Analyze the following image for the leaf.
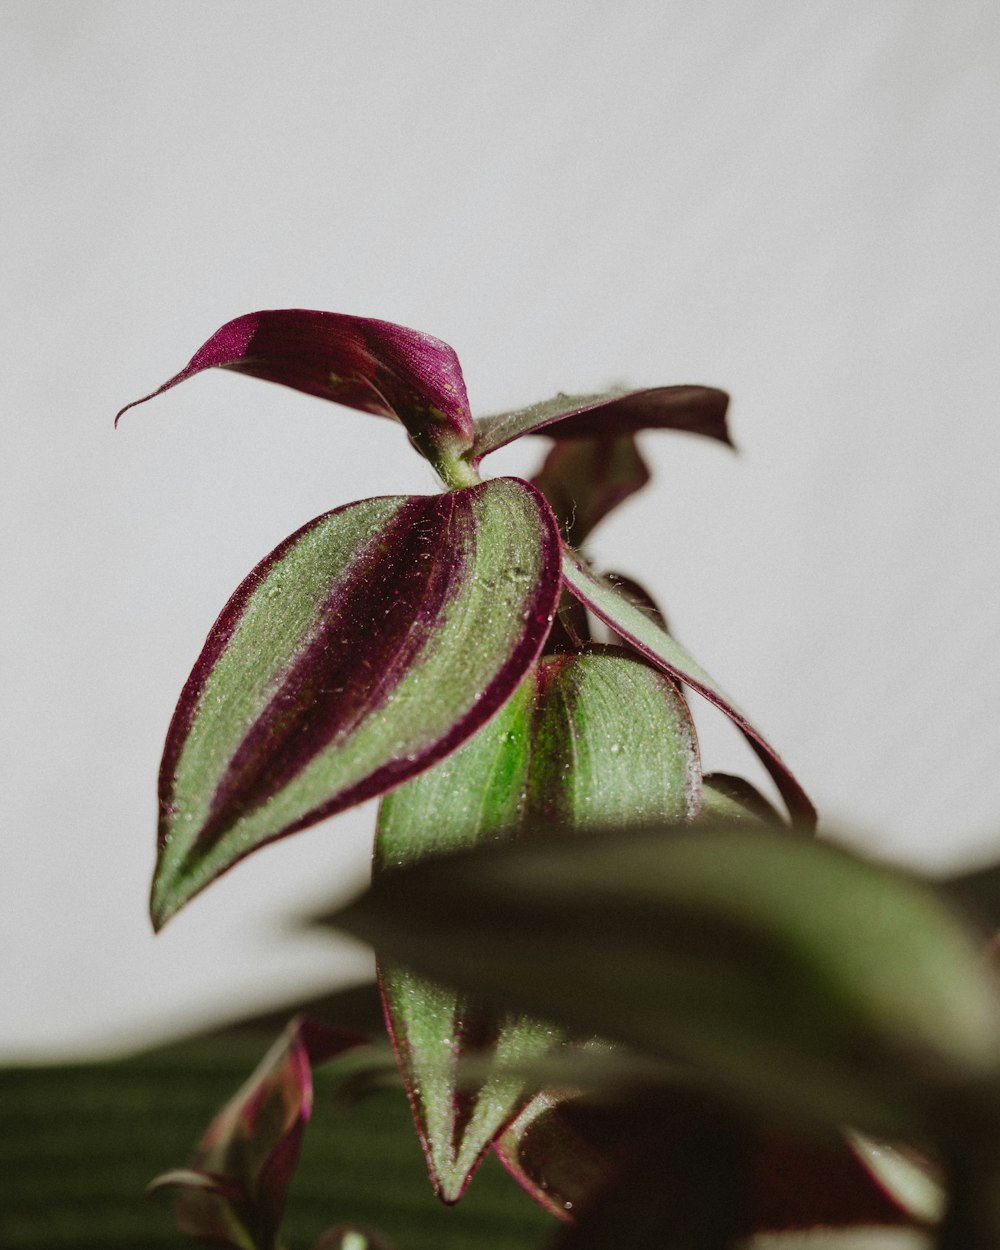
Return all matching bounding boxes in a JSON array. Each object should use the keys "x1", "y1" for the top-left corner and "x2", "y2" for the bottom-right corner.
[
  {"x1": 560, "y1": 549, "x2": 817, "y2": 830},
  {"x1": 530, "y1": 435, "x2": 651, "y2": 547},
  {"x1": 700, "y1": 773, "x2": 784, "y2": 827},
  {"x1": 115, "y1": 308, "x2": 475, "y2": 476},
  {"x1": 473, "y1": 386, "x2": 732, "y2": 459},
  {"x1": 375, "y1": 647, "x2": 701, "y2": 1203},
  {"x1": 148, "y1": 1017, "x2": 364, "y2": 1250},
  {"x1": 152, "y1": 477, "x2": 561, "y2": 928},
  {"x1": 497, "y1": 1092, "x2": 924, "y2": 1238},
  {"x1": 334, "y1": 824, "x2": 1000, "y2": 1140}
]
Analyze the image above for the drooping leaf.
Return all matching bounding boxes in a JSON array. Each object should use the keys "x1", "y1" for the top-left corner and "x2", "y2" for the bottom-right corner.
[
  {"x1": 116, "y1": 308, "x2": 476, "y2": 478},
  {"x1": 473, "y1": 386, "x2": 731, "y2": 459},
  {"x1": 375, "y1": 647, "x2": 701, "y2": 1203},
  {"x1": 334, "y1": 824, "x2": 1000, "y2": 1140},
  {"x1": 153, "y1": 477, "x2": 561, "y2": 928},
  {"x1": 149, "y1": 1017, "x2": 364, "y2": 1250},
  {"x1": 530, "y1": 435, "x2": 651, "y2": 547},
  {"x1": 560, "y1": 549, "x2": 816, "y2": 830}
]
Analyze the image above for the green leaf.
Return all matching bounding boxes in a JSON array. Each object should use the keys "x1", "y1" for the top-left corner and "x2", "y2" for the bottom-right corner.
[
  {"x1": 335, "y1": 825, "x2": 1000, "y2": 1140},
  {"x1": 152, "y1": 478, "x2": 561, "y2": 928},
  {"x1": 375, "y1": 648, "x2": 702, "y2": 1204},
  {"x1": 700, "y1": 773, "x2": 783, "y2": 827},
  {"x1": 560, "y1": 550, "x2": 816, "y2": 830}
]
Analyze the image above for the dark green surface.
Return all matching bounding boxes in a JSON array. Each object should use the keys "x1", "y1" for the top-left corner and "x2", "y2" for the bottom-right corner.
[{"x1": 1, "y1": 986, "x2": 552, "y2": 1249}]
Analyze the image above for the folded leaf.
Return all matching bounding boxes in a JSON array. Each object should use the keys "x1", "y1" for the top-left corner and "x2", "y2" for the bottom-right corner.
[
  {"x1": 560, "y1": 549, "x2": 816, "y2": 830},
  {"x1": 153, "y1": 477, "x2": 561, "y2": 927},
  {"x1": 473, "y1": 385, "x2": 731, "y2": 459},
  {"x1": 149, "y1": 1017, "x2": 363, "y2": 1250},
  {"x1": 116, "y1": 308, "x2": 476, "y2": 480},
  {"x1": 335, "y1": 825, "x2": 1000, "y2": 1140},
  {"x1": 376, "y1": 647, "x2": 701, "y2": 1203}
]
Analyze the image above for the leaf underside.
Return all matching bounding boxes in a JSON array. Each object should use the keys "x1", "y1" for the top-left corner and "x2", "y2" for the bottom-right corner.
[
  {"x1": 473, "y1": 385, "x2": 731, "y2": 459},
  {"x1": 116, "y1": 308, "x2": 475, "y2": 455}
]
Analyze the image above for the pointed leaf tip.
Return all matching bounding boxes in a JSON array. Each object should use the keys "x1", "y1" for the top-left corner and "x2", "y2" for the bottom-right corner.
[
  {"x1": 115, "y1": 309, "x2": 475, "y2": 466},
  {"x1": 151, "y1": 479, "x2": 561, "y2": 926}
]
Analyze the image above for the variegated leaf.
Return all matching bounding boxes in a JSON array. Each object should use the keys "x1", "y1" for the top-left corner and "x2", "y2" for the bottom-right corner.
[
  {"x1": 375, "y1": 647, "x2": 701, "y2": 1202},
  {"x1": 560, "y1": 548, "x2": 816, "y2": 830},
  {"x1": 338, "y1": 825, "x2": 1000, "y2": 1141},
  {"x1": 149, "y1": 1017, "x2": 363, "y2": 1250},
  {"x1": 153, "y1": 478, "x2": 560, "y2": 927}
]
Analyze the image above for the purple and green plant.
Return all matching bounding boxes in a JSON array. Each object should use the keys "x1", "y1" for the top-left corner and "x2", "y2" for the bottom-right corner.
[{"x1": 122, "y1": 310, "x2": 1000, "y2": 1248}]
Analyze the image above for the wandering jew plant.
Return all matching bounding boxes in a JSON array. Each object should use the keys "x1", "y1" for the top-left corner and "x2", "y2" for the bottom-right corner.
[{"x1": 122, "y1": 310, "x2": 1000, "y2": 1249}]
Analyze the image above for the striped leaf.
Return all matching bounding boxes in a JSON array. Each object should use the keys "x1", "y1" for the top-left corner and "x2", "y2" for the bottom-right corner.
[
  {"x1": 152, "y1": 478, "x2": 561, "y2": 928},
  {"x1": 116, "y1": 309, "x2": 477, "y2": 484},
  {"x1": 375, "y1": 647, "x2": 701, "y2": 1203},
  {"x1": 149, "y1": 1017, "x2": 363, "y2": 1250},
  {"x1": 496, "y1": 1093, "x2": 924, "y2": 1235},
  {"x1": 560, "y1": 548, "x2": 817, "y2": 830},
  {"x1": 338, "y1": 825, "x2": 1000, "y2": 1142},
  {"x1": 473, "y1": 386, "x2": 731, "y2": 460}
]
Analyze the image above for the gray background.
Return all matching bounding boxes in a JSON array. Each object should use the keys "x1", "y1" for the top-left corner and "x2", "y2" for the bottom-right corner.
[{"x1": 3, "y1": 0, "x2": 998, "y2": 1059}]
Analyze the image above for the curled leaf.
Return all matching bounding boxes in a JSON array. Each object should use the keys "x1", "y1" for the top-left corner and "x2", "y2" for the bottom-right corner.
[
  {"x1": 153, "y1": 478, "x2": 560, "y2": 927},
  {"x1": 473, "y1": 385, "x2": 731, "y2": 459},
  {"x1": 149, "y1": 1017, "x2": 364, "y2": 1250},
  {"x1": 560, "y1": 549, "x2": 816, "y2": 830},
  {"x1": 116, "y1": 308, "x2": 475, "y2": 475}
]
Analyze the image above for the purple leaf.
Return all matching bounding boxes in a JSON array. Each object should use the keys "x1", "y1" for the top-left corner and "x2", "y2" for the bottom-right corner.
[
  {"x1": 116, "y1": 309, "x2": 475, "y2": 477},
  {"x1": 561, "y1": 549, "x2": 816, "y2": 830},
  {"x1": 149, "y1": 1017, "x2": 364, "y2": 1250},
  {"x1": 530, "y1": 435, "x2": 651, "y2": 547},
  {"x1": 473, "y1": 385, "x2": 731, "y2": 459}
]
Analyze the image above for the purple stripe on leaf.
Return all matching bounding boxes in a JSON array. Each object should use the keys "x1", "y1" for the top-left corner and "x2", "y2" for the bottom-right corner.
[{"x1": 153, "y1": 479, "x2": 561, "y2": 928}]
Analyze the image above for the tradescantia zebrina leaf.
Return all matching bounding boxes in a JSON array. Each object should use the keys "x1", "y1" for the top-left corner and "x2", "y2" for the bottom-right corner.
[
  {"x1": 152, "y1": 477, "x2": 560, "y2": 928},
  {"x1": 336, "y1": 824, "x2": 1000, "y2": 1142},
  {"x1": 374, "y1": 647, "x2": 701, "y2": 1203},
  {"x1": 530, "y1": 435, "x2": 652, "y2": 548},
  {"x1": 561, "y1": 549, "x2": 817, "y2": 831},
  {"x1": 116, "y1": 309, "x2": 478, "y2": 486},
  {"x1": 472, "y1": 385, "x2": 732, "y2": 460},
  {"x1": 149, "y1": 1016, "x2": 364, "y2": 1250}
]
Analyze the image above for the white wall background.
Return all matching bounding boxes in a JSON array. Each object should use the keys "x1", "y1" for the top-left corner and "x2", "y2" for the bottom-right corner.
[{"x1": 3, "y1": 0, "x2": 999, "y2": 1060}]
